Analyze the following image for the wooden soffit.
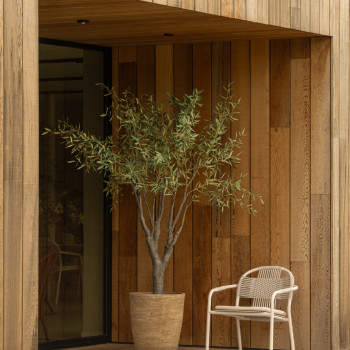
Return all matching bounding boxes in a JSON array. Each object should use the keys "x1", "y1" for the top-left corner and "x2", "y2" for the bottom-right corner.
[{"x1": 39, "y1": 0, "x2": 319, "y2": 47}]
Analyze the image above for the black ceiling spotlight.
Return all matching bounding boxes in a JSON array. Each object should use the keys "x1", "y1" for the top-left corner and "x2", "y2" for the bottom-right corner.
[
  {"x1": 77, "y1": 19, "x2": 90, "y2": 25},
  {"x1": 163, "y1": 33, "x2": 173, "y2": 37}
]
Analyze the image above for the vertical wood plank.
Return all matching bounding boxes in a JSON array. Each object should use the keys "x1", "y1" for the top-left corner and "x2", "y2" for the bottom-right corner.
[
  {"x1": 310, "y1": 0, "x2": 320, "y2": 34},
  {"x1": 270, "y1": 39, "x2": 291, "y2": 350},
  {"x1": 301, "y1": 0, "x2": 311, "y2": 32},
  {"x1": 246, "y1": 0, "x2": 258, "y2": 22},
  {"x1": 270, "y1": 40, "x2": 290, "y2": 128},
  {"x1": 173, "y1": 43, "x2": 193, "y2": 345},
  {"x1": 3, "y1": 0, "x2": 23, "y2": 347},
  {"x1": 257, "y1": 0, "x2": 269, "y2": 24},
  {"x1": 0, "y1": 0, "x2": 3, "y2": 346},
  {"x1": 311, "y1": 38, "x2": 331, "y2": 196},
  {"x1": 211, "y1": 41, "x2": 231, "y2": 348},
  {"x1": 208, "y1": 0, "x2": 220, "y2": 15},
  {"x1": 290, "y1": 38, "x2": 311, "y2": 350},
  {"x1": 192, "y1": 42, "x2": 212, "y2": 346},
  {"x1": 269, "y1": 0, "x2": 280, "y2": 26},
  {"x1": 233, "y1": 0, "x2": 247, "y2": 20},
  {"x1": 153, "y1": 0, "x2": 167, "y2": 5},
  {"x1": 181, "y1": 0, "x2": 194, "y2": 10},
  {"x1": 280, "y1": 0, "x2": 291, "y2": 28},
  {"x1": 118, "y1": 49, "x2": 138, "y2": 342},
  {"x1": 194, "y1": 0, "x2": 207, "y2": 12},
  {"x1": 155, "y1": 44, "x2": 174, "y2": 293},
  {"x1": 339, "y1": 0, "x2": 349, "y2": 346},
  {"x1": 330, "y1": 1, "x2": 340, "y2": 347},
  {"x1": 23, "y1": 0, "x2": 38, "y2": 348},
  {"x1": 310, "y1": 194, "x2": 331, "y2": 350},
  {"x1": 320, "y1": 0, "x2": 330, "y2": 35},
  {"x1": 230, "y1": 39, "x2": 251, "y2": 349},
  {"x1": 167, "y1": 0, "x2": 181, "y2": 7},
  {"x1": 111, "y1": 48, "x2": 119, "y2": 342},
  {"x1": 291, "y1": 0, "x2": 301, "y2": 30},
  {"x1": 250, "y1": 39, "x2": 270, "y2": 349},
  {"x1": 136, "y1": 45, "x2": 155, "y2": 293},
  {"x1": 221, "y1": 0, "x2": 233, "y2": 17}
]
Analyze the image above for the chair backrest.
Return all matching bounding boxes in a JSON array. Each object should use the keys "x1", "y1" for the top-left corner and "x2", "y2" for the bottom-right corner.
[
  {"x1": 39, "y1": 249, "x2": 58, "y2": 314},
  {"x1": 39, "y1": 237, "x2": 62, "y2": 267},
  {"x1": 236, "y1": 266, "x2": 294, "y2": 308}
]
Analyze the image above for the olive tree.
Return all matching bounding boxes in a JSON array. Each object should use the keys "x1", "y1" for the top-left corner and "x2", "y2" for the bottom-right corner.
[{"x1": 44, "y1": 85, "x2": 263, "y2": 294}]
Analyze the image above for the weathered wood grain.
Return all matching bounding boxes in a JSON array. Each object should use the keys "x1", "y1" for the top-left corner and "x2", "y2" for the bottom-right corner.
[
  {"x1": 3, "y1": 0, "x2": 24, "y2": 347},
  {"x1": 270, "y1": 40, "x2": 290, "y2": 128},
  {"x1": 211, "y1": 41, "x2": 231, "y2": 348},
  {"x1": 233, "y1": 0, "x2": 247, "y2": 20},
  {"x1": 230, "y1": 39, "x2": 251, "y2": 349},
  {"x1": 311, "y1": 38, "x2": 331, "y2": 196},
  {"x1": 310, "y1": 195, "x2": 331, "y2": 350},
  {"x1": 156, "y1": 44, "x2": 174, "y2": 293},
  {"x1": 291, "y1": 0, "x2": 301, "y2": 30},
  {"x1": 192, "y1": 42, "x2": 212, "y2": 346},
  {"x1": 250, "y1": 39, "x2": 270, "y2": 349},
  {"x1": 136, "y1": 45, "x2": 155, "y2": 293},
  {"x1": 290, "y1": 38, "x2": 311, "y2": 350},
  {"x1": 23, "y1": 0, "x2": 39, "y2": 348},
  {"x1": 280, "y1": 0, "x2": 291, "y2": 28},
  {"x1": 246, "y1": 0, "x2": 258, "y2": 22},
  {"x1": 320, "y1": 0, "x2": 330, "y2": 35},
  {"x1": 270, "y1": 41, "x2": 291, "y2": 347},
  {"x1": 329, "y1": 1, "x2": 340, "y2": 344},
  {"x1": 173, "y1": 43, "x2": 193, "y2": 345},
  {"x1": 269, "y1": 0, "x2": 280, "y2": 26}
]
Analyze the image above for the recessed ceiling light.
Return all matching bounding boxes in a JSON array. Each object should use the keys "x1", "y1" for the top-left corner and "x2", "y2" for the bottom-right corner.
[
  {"x1": 163, "y1": 33, "x2": 173, "y2": 37},
  {"x1": 77, "y1": 19, "x2": 90, "y2": 25}
]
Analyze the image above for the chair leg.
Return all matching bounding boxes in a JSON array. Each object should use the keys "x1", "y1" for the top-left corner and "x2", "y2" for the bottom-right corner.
[
  {"x1": 55, "y1": 269, "x2": 62, "y2": 304},
  {"x1": 288, "y1": 316, "x2": 295, "y2": 350},
  {"x1": 236, "y1": 318, "x2": 242, "y2": 350},
  {"x1": 269, "y1": 317, "x2": 274, "y2": 350},
  {"x1": 205, "y1": 310, "x2": 211, "y2": 350}
]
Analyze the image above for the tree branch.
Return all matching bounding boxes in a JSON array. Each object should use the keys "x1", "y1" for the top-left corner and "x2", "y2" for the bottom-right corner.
[
  {"x1": 171, "y1": 180, "x2": 192, "y2": 230},
  {"x1": 171, "y1": 198, "x2": 192, "y2": 248},
  {"x1": 142, "y1": 191, "x2": 154, "y2": 229},
  {"x1": 154, "y1": 191, "x2": 165, "y2": 244},
  {"x1": 134, "y1": 191, "x2": 151, "y2": 238}
]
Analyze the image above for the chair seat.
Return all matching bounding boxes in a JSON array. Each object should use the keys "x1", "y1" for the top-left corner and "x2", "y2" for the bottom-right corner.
[{"x1": 214, "y1": 305, "x2": 287, "y2": 320}]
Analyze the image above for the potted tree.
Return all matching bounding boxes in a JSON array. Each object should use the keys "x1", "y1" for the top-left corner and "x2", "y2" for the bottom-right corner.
[{"x1": 44, "y1": 85, "x2": 262, "y2": 350}]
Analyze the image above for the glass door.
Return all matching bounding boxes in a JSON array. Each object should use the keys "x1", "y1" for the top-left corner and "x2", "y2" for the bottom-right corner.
[{"x1": 39, "y1": 41, "x2": 109, "y2": 346}]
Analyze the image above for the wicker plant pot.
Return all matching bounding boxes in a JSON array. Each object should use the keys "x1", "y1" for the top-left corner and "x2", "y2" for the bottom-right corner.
[{"x1": 129, "y1": 292, "x2": 185, "y2": 350}]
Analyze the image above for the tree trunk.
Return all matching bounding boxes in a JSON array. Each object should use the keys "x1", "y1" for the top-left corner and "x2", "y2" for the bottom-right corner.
[{"x1": 153, "y1": 261, "x2": 165, "y2": 294}]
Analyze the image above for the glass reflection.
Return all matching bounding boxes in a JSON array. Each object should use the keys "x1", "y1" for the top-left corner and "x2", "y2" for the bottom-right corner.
[{"x1": 39, "y1": 43, "x2": 105, "y2": 342}]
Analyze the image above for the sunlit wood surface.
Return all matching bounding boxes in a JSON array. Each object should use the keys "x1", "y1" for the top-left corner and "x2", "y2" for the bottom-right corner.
[{"x1": 72, "y1": 344, "x2": 223, "y2": 350}]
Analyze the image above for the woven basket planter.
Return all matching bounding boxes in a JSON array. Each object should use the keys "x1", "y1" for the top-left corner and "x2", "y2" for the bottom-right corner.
[{"x1": 129, "y1": 292, "x2": 185, "y2": 350}]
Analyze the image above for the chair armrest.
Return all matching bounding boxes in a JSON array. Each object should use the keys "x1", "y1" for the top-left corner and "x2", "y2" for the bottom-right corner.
[
  {"x1": 207, "y1": 284, "x2": 237, "y2": 311},
  {"x1": 270, "y1": 285, "x2": 298, "y2": 310},
  {"x1": 209, "y1": 284, "x2": 237, "y2": 296}
]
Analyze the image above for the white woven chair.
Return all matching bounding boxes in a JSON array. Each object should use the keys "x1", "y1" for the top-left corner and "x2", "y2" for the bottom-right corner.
[{"x1": 205, "y1": 266, "x2": 298, "y2": 350}]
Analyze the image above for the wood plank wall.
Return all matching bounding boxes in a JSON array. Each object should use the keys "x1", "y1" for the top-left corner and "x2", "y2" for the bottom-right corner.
[
  {"x1": 136, "y1": 4, "x2": 349, "y2": 349},
  {"x1": 111, "y1": 37, "x2": 331, "y2": 349},
  {"x1": 0, "y1": 0, "x2": 39, "y2": 349},
  {"x1": 143, "y1": 0, "x2": 330, "y2": 36}
]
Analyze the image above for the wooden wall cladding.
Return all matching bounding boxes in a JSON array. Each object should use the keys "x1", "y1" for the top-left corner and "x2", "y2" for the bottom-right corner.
[
  {"x1": 0, "y1": 0, "x2": 39, "y2": 349},
  {"x1": 143, "y1": 0, "x2": 331, "y2": 36},
  {"x1": 112, "y1": 38, "x2": 331, "y2": 349}
]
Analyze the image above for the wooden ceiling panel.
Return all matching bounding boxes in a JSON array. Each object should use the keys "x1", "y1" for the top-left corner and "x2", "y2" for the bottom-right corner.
[{"x1": 39, "y1": 0, "x2": 318, "y2": 47}]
